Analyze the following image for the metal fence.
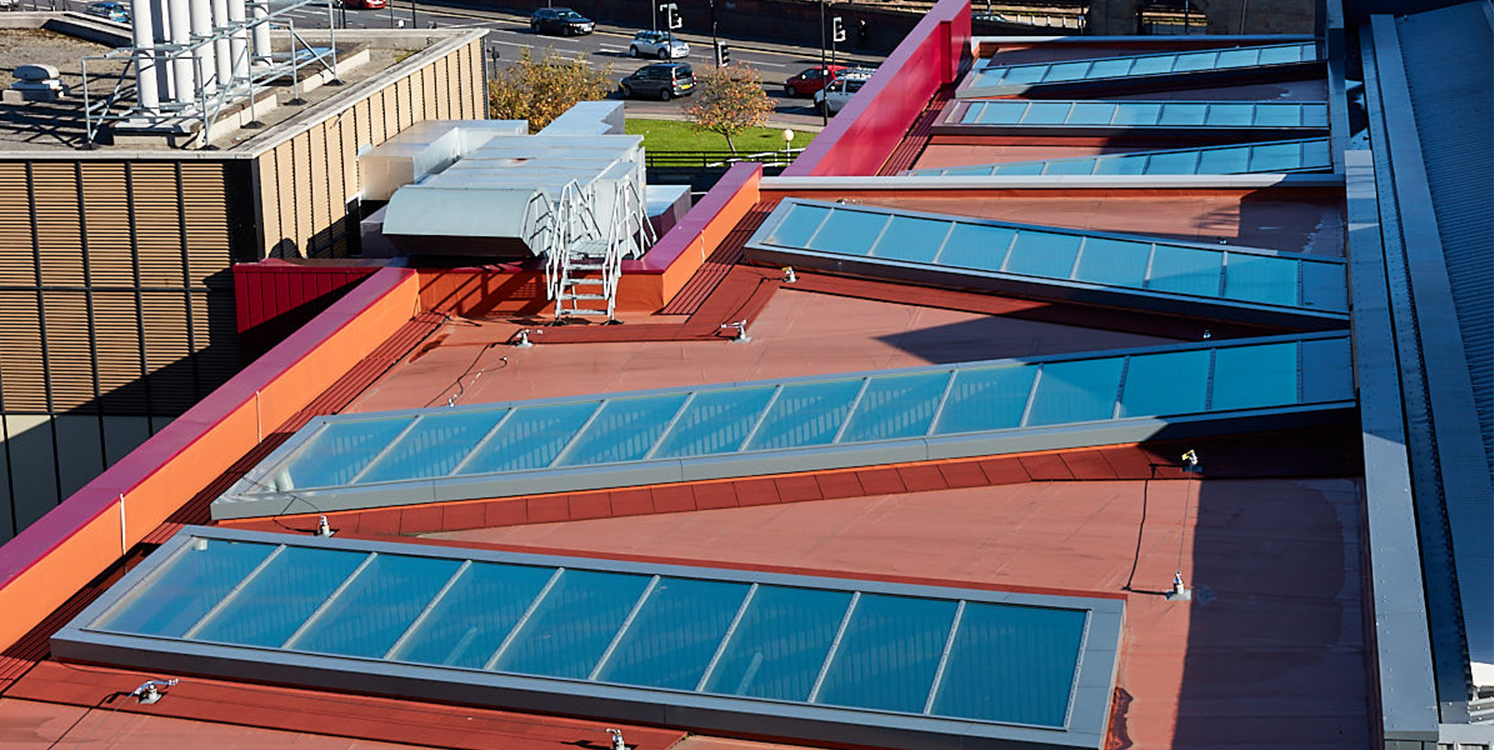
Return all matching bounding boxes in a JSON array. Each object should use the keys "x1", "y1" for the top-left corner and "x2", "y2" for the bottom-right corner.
[{"x1": 644, "y1": 149, "x2": 804, "y2": 169}]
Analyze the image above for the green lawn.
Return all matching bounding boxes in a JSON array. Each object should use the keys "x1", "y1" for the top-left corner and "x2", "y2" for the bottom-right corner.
[{"x1": 625, "y1": 118, "x2": 818, "y2": 153}]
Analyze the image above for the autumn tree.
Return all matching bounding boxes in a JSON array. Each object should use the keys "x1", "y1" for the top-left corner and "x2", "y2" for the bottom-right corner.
[
  {"x1": 683, "y1": 63, "x2": 776, "y2": 153},
  {"x1": 488, "y1": 49, "x2": 613, "y2": 132}
]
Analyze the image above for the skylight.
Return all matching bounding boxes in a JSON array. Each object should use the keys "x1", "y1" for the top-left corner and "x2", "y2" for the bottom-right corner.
[
  {"x1": 960, "y1": 42, "x2": 1320, "y2": 97},
  {"x1": 212, "y1": 333, "x2": 1354, "y2": 519},
  {"x1": 938, "y1": 100, "x2": 1329, "y2": 133},
  {"x1": 55, "y1": 526, "x2": 1125, "y2": 750},
  {"x1": 904, "y1": 138, "x2": 1331, "y2": 176},
  {"x1": 746, "y1": 199, "x2": 1347, "y2": 328}
]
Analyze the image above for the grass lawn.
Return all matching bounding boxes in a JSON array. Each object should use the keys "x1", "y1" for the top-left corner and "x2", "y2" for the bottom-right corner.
[{"x1": 625, "y1": 118, "x2": 818, "y2": 153}]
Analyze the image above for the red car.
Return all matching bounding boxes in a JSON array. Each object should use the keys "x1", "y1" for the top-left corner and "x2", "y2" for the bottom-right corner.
[
  {"x1": 783, "y1": 65, "x2": 847, "y2": 97},
  {"x1": 343, "y1": 0, "x2": 385, "y2": 8}
]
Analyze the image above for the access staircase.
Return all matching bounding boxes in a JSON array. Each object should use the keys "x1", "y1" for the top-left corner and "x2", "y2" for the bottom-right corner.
[{"x1": 544, "y1": 179, "x2": 656, "y2": 322}]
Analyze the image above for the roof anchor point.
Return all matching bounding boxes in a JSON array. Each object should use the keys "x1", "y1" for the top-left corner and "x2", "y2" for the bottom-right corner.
[
  {"x1": 131, "y1": 678, "x2": 179, "y2": 705},
  {"x1": 782, "y1": 266, "x2": 798, "y2": 284},
  {"x1": 606, "y1": 728, "x2": 628, "y2": 750},
  {"x1": 315, "y1": 515, "x2": 334, "y2": 537},
  {"x1": 514, "y1": 329, "x2": 535, "y2": 349},
  {"x1": 720, "y1": 320, "x2": 751, "y2": 343},
  {"x1": 1167, "y1": 570, "x2": 1192, "y2": 602}
]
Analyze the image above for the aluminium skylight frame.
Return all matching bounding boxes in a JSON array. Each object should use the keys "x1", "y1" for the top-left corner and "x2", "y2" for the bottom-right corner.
[
  {"x1": 211, "y1": 332, "x2": 1355, "y2": 520},
  {"x1": 935, "y1": 99, "x2": 1330, "y2": 137},
  {"x1": 54, "y1": 525, "x2": 1126, "y2": 750},
  {"x1": 959, "y1": 42, "x2": 1322, "y2": 98},
  {"x1": 902, "y1": 138, "x2": 1333, "y2": 177},
  {"x1": 745, "y1": 198, "x2": 1349, "y2": 329}
]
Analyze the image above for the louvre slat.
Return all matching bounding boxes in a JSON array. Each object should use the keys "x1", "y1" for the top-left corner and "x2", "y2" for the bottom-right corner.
[
  {"x1": 39, "y1": 293, "x2": 98, "y2": 410},
  {"x1": 31, "y1": 163, "x2": 85, "y2": 288},
  {"x1": 0, "y1": 163, "x2": 34, "y2": 284},
  {"x1": 0, "y1": 291, "x2": 48, "y2": 411},
  {"x1": 92, "y1": 291, "x2": 149, "y2": 415},
  {"x1": 80, "y1": 163, "x2": 137, "y2": 287}
]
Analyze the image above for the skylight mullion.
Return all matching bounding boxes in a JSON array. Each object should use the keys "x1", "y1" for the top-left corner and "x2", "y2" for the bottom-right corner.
[
  {"x1": 830, "y1": 378, "x2": 873, "y2": 444},
  {"x1": 1065, "y1": 235, "x2": 1086, "y2": 280},
  {"x1": 924, "y1": 370, "x2": 960, "y2": 436},
  {"x1": 928, "y1": 221, "x2": 959, "y2": 262},
  {"x1": 864, "y1": 215, "x2": 896, "y2": 257},
  {"x1": 806, "y1": 591, "x2": 861, "y2": 703},
  {"x1": 1142, "y1": 244, "x2": 1159, "y2": 289},
  {"x1": 997, "y1": 227, "x2": 1022, "y2": 271},
  {"x1": 643, "y1": 393, "x2": 699, "y2": 460},
  {"x1": 1203, "y1": 348, "x2": 1219, "y2": 410},
  {"x1": 1015, "y1": 365, "x2": 1046, "y2": 428},
  {"x1": 446, "y1": 409, "x2": 515, "y2": 476},
  {"x1": 347, "y1": 418, "x2": 421, "y2": 485},
  {"x1": 484, "y1": 566, "x2": 564, "y2": 671},
  {"x1": 803, "y1": 205, "x2": 838, "y2": 248},
  {"x1": 546, "y1": 401, "x2": 608, "y2": 468},
  {"x1": 1060, "y1": 609, "x2": 1093, "y2": 729},
  {"x1": 735, "y1": 385, "x2": 783, "y2": 451},
  {"x1": 694, "y1": 583, "x2": 759, "y2": 692},
  {"x1": 1110, "y1": 356, "x2": 1132, "y2": 420},
  {"x1": 589, "y1": 575, "x2": 661, "y2": 681},
  {"x1": 181, "y1": 544, "x2": 287, "y2": 640},
  {"x1": 383, "y1": 560, "x2": 472, "y2": 661},
  {"x1": 1020, "y1": 100, "x2": 1035, "y2": 122},
  {"x1": 921, "y1": 600, "x2": 967, "y2": 714},
  {"x1": 1191, "y1": 145, "x2": 1207, "y2": 174},
  {"x1": 281, "y1": 552, "x2": 378, "y2": 650}
]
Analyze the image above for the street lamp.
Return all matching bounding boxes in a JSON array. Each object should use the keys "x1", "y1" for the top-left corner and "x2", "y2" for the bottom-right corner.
[
  {"x1": 781, "y1": 128, "x2": 794, "y2": 164},
  {"x1": 818, "y1": 0, "x2": 827, "y2": 125}
]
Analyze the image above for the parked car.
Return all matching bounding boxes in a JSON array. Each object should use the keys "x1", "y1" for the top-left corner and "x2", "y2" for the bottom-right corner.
[
  {"x1": 530, "y1": 7, "x2": 594, "y2": 36},
  {"x1": 813, "y1": 71, "x2": 871, "y2": 115},
  {"x1": 83, "y1": 1, "x2": 129, "y2": 22},
  {"x1": 343, "y1": 0, "x2": 386, "y2": 9},
  {"x1": 619, "y1": 63, "x2": 696, "y2": 101},
  {"x1": 628, "y1": 30, "x2": 689, "y2": 60},
  {"x1": 783, "y1": 65, "x2": 846, "y2": 97}
]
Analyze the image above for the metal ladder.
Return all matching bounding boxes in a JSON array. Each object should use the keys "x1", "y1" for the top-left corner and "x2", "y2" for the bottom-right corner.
[{"x1": 545, "y1": 180, "x2": 656, "y2": 322}]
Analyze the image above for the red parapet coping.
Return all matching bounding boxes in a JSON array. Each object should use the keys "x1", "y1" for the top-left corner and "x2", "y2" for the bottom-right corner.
[
  {"x1": 622, "y1": 162, "x2": 762, "y2": 274},
  {"x1": 0, "y1": 266, "x2": 422, "y2": 653}
]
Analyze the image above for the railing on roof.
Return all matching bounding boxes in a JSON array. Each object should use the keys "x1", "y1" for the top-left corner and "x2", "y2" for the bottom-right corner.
[{"x1": 644, "y1": 149, "x2": 804, "y2": 169}]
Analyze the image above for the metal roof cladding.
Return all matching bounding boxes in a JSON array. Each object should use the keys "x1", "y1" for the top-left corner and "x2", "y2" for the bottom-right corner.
[
  {"x1": 902, "y1": 138, "x2": 1332, "y2": 176},
  {"x1": 53, "y1": 526, "x2": 1126, "y2": 750},
  {"x1": 960, "y1": 42, "x2": 1322, "y2": 97},
  {"x1": 210, "y1": 333, "x2": 1355, "y2": 520}
]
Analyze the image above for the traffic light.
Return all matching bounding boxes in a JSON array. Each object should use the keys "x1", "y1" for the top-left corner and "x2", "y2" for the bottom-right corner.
[
  {"x1": 660, "y1": 2, "x2": 682, "y2": 30},
  {"x1": 715, "y1": 40, "x2": 729, "y2": 67},
  {"x1": 832, "y1": 16, "x2": 846, "y2": 43}
]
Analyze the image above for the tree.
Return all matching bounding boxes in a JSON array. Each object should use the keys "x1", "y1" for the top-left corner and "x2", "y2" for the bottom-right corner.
[
  {"x1": 683, "y1": 63, "x2": 776, "y2": 153},
  {"x1": 488, "y1": 49, "x2": 614, "y2": 133}
]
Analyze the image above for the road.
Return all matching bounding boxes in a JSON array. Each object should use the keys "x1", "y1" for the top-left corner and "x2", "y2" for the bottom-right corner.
[{"x1": 52, "y1": 0, "x2": 884, "y2": 130}]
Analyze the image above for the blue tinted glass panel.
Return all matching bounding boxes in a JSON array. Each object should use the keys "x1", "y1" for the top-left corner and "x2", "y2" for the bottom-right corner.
[
  {"x1": 1301, "y1": 105, "x2": 1328, "y2": 127},
  {"x1": 1248, "y1": 141, "x2": 1305, "y2": 172},
  {"x1": 1145, "y1": 246, "x2": 1222, "y2": 297},
  {"x1": 292, "y1": 554, "x2": 463, "y2": 658},
  {"x1": 839, "y1": 372, "x2": 949, "y2": 443},
  {"x1": 492, "y1": 569, "x2": 650, "y2": 679},
  {"x1": 1143, "y1": 150, "x2": 1200, "y2": 174},
  {"x1": 1073, "y1": 237, "x2": 1151, "y2": 286},
  {"x1": 1112, "y1": 103, "x2": 1162, "y2": 125},
  {"x1": 1026, "y1": 358, "x2": 1124, "y2": 426},
  {"x1": 1158, "y1": 103, "x2": 1207, "y2": 125},
  {"x1": 1068, "y1": 102, "x2": 1118, "y2": 123},
  {"x1": 871, "y1": 216, "x2": 948, "y2": 262},
  {"x1": 1021, "y1": 102, "x2": 1073, "y2": 124},
  {"x1": 995, "y1": 65, "x2": 1046, "y2": 84},
  {"x1": 1003, "y1": 232, "x2": 1081, "y2": 277},
  {"x1": 766, "y1": 204, "x2": 830, "y2": 247},
  {"x1": 1300, "y1": 262, "x2": 1347, "y2": 310},
  {"x1": 1253, "y1": 104, "x2": 1303, "y2": 127},
  {"x1": 595, "y1": 577, "x2": 749, "y2": 689},
  {"x1": 556, "y1": 394, "x2": 690, "y2": 466},
  {"x1": 993, "y1": 162, "x2": 1046, "y2": 176},
  {"x1": 940, "y1": 164, "x2": 996, "y2": 176},
  {"x1": 1214, "y1": 48, "x2": 1260, "y2": 67},
  {"x1": 1206, "y1": 103, "x2": 1254, "y2": 126},
  {"x1": 929, "y1": 603, "x2": 1086, "y2": 727},
  {"x1": 357, "y1": 411, "x2": 504, "y2": 484},
  {"x1": 1300, "y1": 338, "x2": 1354, "y2": 403},
  {"x1": 1085, "y1": 57, "x2": 1134, "y2": 78},
  {"x1": 1223, "y1": 255, "x2": 1298, "y2": 306},
  {"x1": 1195, "y1": 146, "x2": 1251, "y2": 173},
  {"x1": 1042, "y1": 61, "x2": 1091, "y2": 81},
  {"x1": 281, "y1": 418, "x2": 410, "y2": 489},
  {"x1": 1211, "y1": 343, "x2": 1297, "y2": 410},
  {"x1": 1172, "y1": 51, "x2": 1217, "y2": 71},
  {"x1": 703, "y1": 586, "x2": 852, "y2": 701},
  {"x1": 815, "y1": 594, "x2": 956, "y2": 713},
  {"x1": 458, "y1": 402, "x2": 599, "y2": 474},
  {"x1": 1092, "y1": 154, "x2": 1148, "y2": 175},
  {"x1": 1040, "y1": 159, "x2": 1096, "y2": 176},
  {"x1": 93, "y1": 539, "x2": 275, "y2": 638},
  {"x1": 1257, "y1": 44, "x2": 1306, "y2": 64},
  {"x1": 190, "y1": 546, "x2": 367, "y2": 648},
  {"x1": 392, "y1": 562, "x2": 555, "y2": 668},
  {"x1": 744, "y1": 380, "x2": 863, "y2": 451},
  {"x1": 1302, "y1": 139, "x2": 1329, "y2": 167},
  {"x1": 972, "y1": 101, "x2": 1028, "y2": 124},
  {"x1": 1129, "y1": 55, "x2": 1173, "y2": 75},
  {"x1": 934, "y1": 224, "x2": 1013, "y2": 271},
  {"x1": 653, "y1": 387, "x2": 777, "y2": 459},
  {"x1": 807, "y1": 209, "x2": 889, "y2": 256},
  {"x1": 1118, "y1": 350, "x2": 1211, "y2": 417},
  {"x1": 933, "y1": 365, "x2": 1035, "y2": 435}
]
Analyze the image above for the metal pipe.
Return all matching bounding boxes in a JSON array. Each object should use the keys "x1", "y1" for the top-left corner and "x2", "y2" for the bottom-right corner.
[
  {"x1": 167, "y1": 0, "x2": 195, "y2": 102},
  {"x1": 188, "y1": 0, "x2": 217, "y2": 94},
  {"x1": 226, "y1": 0, "x2": 248, "y2": 79},
  {"x1": 127, "y1": 0, "x2": 159, "y2": 110},
  {"x1": 152, "y1": 0, "x2": 174, "y2": 100},
  {"x1": 210, "y1": 0, "x2": 231, "y2": 91},
  {"x1": 250, "y1": 0, "x2": 271, "y2": 65}
]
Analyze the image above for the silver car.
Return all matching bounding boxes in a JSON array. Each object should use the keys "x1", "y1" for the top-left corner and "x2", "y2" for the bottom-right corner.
[{"x1": 629, "y1": 30, "x2": 690, "y2": 59}]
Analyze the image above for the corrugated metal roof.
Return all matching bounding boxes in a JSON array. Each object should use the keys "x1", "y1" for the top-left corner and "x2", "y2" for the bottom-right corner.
[{"x1": 1396, "y1": 1, "x2": 1494, "y2": 473}]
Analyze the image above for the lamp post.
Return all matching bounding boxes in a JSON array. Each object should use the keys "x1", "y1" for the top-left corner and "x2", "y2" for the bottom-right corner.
[
  {"x1": 781, "y1": 128, "x2": 794, "y2": 164},
  {"x1": 818, "y1": 0, "x2": 827, "y2": 126}
]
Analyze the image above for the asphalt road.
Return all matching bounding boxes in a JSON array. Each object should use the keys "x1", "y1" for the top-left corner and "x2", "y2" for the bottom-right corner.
[{"x1": 49, "y1": 0, "x2": 885, "y2": 130}]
